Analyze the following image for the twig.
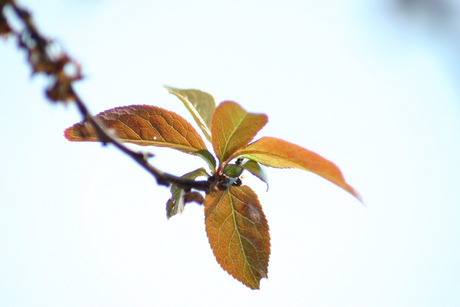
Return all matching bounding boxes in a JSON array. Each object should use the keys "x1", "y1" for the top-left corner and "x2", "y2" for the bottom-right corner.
[{"x1": 1, "y1": 1, "x2": 213, "y2": 193}]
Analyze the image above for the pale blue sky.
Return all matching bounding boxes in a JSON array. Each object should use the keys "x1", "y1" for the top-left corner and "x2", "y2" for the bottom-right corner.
[{"x1": 1, "y1": 0, "x2": 460, "y2": 306}]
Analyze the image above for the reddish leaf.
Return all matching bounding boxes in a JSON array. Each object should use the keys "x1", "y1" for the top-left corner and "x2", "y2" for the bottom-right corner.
[
  {"x1": 235, "y1": 137, "x2": 362, "y2": 202},
  {"x1": 204, "y1": 185, "x2": 270, "y2": 289},
  {"x1": 65, "y1": 105, "x2": 208, "y2": 155},
  {"x1": 211, "y1": 101, "x2": 267, "y2": 165}
]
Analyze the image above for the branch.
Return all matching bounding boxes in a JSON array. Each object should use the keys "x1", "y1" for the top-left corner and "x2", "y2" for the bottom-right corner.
[{"x1": 0, "y1": 1, "x2": 213, "y2": 193}]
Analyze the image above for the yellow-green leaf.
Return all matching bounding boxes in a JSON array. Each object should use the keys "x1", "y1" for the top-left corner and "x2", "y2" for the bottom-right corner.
[
  {"x1": 167, "y1": 168, "x2": 209, "y2": 219},
  {"x1": 240, "y1": 160, "x2": 269, "y2": 189},
  {"x1": 165, "y1": 86, "x2": 215, "y2": 142},
  {"x1": 64, "y1": 105, "x2": 208, "y2": 155},
  {"x1": 195, "y1": 150, "x2": 217, "y2": 172},
  {"x1": 211, "y1": 101, "x2": 267, "y2": 165},
  {"x1": 223, "y1": 164, "x2": 245, "y2": 178},
  {"x1": 204, "y1": 185, "x2": 270, "y2": 289},
  {"x1": 224, "y1": 160, "x2": 269, "y2": 190},
  {"x1": 236, "y1": 137, "x2": 362, "y2": 202}
]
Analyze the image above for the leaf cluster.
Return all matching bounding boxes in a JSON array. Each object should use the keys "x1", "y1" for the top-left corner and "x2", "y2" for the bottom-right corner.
[
  {"x1": 65, "y1": 86, "x2": 362, "y2": 289},
  {"x1": 2, "y1": 1, "x2": 361, "y2": 290}
]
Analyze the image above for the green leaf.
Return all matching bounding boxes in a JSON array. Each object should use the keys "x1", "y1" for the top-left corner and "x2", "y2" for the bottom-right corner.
[
  {"x1": 236, "y1": 137, "x2": 362, "y2": 202},
  {"x1": 211, "y1": 101, "x2": 267, "y2": 165},
  {"x1": 166, "y1": 187, "x2": 186, "y2": 219},
  {"x1": 241, "y1": 160, "x2": 269, "y2": 189},
  {"x1": 165, "y1": 85, "x2": 215, "y2": 142},
  {"x1": 195, "y1": 150, "x2": 217, "y2": 172},
  {"x1": 166, "y1": 168, "x2": 209, "y2": 219},
  {"x1": 223, "y1": 160, "x2": 269, "y2": 190},
  {"x1": 223, "y1": 164, "x2": 244, "y2": 178}
]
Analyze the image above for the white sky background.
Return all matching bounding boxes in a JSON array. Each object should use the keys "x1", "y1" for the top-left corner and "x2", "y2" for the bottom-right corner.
[{"x1": 1, "y1": 0, "x2": 460, "y2": 306}]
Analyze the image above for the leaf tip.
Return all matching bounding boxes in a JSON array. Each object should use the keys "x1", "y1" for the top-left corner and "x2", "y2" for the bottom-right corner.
[
  {"x1": 352, "y1": 188, "x2": 365, "y2": 205},
  {"x1": 64, "y1": 122, "x2": 94, "y2": 142},
  {"x1": 63, "y1": 125, "x2": 79, "y2": 141},
  {"x1": 341, "y1": 183, "x2": 365, "y2": 206},
  {"x1": 63, "y1": 128, "x2": 72, "y2": 141}
]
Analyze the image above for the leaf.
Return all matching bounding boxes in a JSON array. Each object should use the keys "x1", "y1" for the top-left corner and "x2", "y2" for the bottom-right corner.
[
  {"x1": 166, "y1": 187, "x2": 186, "y2": 219},
  {"x1": 166, "y1": 189, "x2": 204, "y2": 219},
  {"x1": 64, "y1": 105, "x2": 209, "y2": 156},
  {"x1": 224, "y1": 160, "x2": 269, "y2": 190},
  {"x1": 211, "y1": 101, "x2": 267, "y2": 165},
  {"x1": 223, "y1": 164, "x2": 244, "y2": 178},
  {"x1": 204, "y1": 185, "x2": 270, "y2": 289},
  {"x1": 184, "y1": 191, "x2": 205, "y2": 204},
  {"x1": 195, "y1": 150, "x2": 216, "y2": 172},
  {"x1": 166, "y1": 168, "x2": 209, "y2": 219},
  {"x1": 240, "y1": 160, "x2": 269, "y2": 189},
  {"x1": 235, "y1": 137, "x2": 362, "y2": 202},
  {"x1": 165, "y1": 86, "x2": 215, "y2": 142}
]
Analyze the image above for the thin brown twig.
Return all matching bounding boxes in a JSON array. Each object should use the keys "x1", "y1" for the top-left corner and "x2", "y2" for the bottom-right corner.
[{"x1": 1, "y1": 1, "x2": 213, "y2": 193}]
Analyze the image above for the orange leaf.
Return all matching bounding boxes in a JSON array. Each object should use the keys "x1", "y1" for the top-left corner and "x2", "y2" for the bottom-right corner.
[
  {"x1": 235, "y1": 137, "x2": 362, "y2": 202},
  {"x1": 64, "y1": 105, "x2": 207, "y2": 154},
  {"x1": 211, "y1": 101, "x2": 267, "y2": 164},
  {"x1": 204, "y1": 185, "x2": 270, "y2": 289}
]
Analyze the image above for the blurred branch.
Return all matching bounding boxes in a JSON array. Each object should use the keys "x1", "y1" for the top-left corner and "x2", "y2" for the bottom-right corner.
[{"x1": 0, "y1": 1, "x2": 213, "y2": 193}]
